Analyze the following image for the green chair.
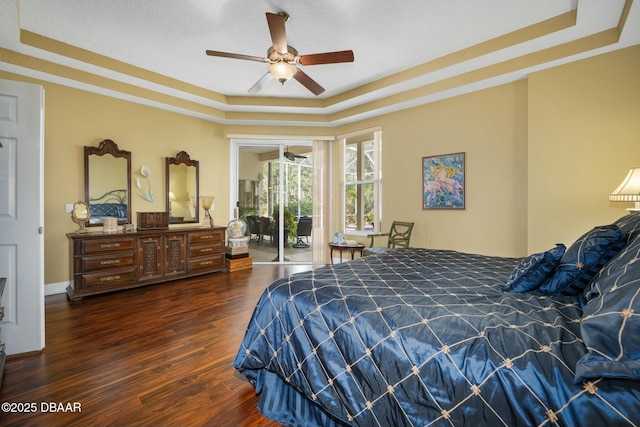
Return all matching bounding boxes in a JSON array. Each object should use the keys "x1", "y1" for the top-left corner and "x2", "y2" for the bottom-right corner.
[{"x1": 363, "y1": 221, "x2": 414, "y2": 256}]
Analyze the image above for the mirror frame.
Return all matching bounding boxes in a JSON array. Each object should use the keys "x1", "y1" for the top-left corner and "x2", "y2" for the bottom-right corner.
[
  {"x1": 166, "y1": 151, "x2": 199, "y2": 224},
  {"x1": 71, "y1": 200, "x2": 91, "y2": 233},
  {"x1": 84, "y1": 139, "x2": 132, "y2": 226}
]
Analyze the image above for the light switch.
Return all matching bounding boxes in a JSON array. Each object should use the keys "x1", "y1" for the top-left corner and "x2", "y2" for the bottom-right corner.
[{"x1": 65, "y1": 203, "x2": 74, "y2": 213}]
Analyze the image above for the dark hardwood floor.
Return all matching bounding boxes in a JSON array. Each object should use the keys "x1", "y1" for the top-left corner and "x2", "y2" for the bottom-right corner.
[{"x1": 1, "y1": 265, "x2": 314, "y2": 427}]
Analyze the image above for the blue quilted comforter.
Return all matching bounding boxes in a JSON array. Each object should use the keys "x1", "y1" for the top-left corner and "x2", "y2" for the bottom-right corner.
[{"x1": 235, "y1": 249, "x2": 640, "y2": 427}]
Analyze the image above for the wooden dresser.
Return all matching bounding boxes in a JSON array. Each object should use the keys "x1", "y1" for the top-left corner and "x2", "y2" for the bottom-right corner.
[{"x1": 67, "y1": 227, "x2": 226, "y2": 300}]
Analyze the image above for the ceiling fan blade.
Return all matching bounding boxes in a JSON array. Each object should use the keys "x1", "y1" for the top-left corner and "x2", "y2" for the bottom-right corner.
[
  {"x1": 298, "y1": 50, "x2": 354, "y2": 66},
  {"x1": 293, "y1": 69, "x2": 325, "y2": 96},
  {"x1": 266, "y1": 12, "x2": 288, "y2": 54},
  {"x1": 206, "y1": 50, "x2": 269, "y2": 63},
  {"x1": 248, "y1": 72, "x2": 273, "y2": 94}
]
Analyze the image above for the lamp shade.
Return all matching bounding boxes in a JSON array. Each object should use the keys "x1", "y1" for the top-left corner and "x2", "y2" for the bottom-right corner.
[
  {"x1": 610, "y1": 167, "x2": 640, "y2": 211},
  {"x1": 610, "y1": 168, "x2": 640, "y2": 201},
  {"x1": 268, "y1": 61, "x2": 297, "y2": 83}
]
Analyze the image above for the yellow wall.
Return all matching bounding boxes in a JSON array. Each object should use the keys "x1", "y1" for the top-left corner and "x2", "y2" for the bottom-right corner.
[
  {"x1": 334, "y1": 45, "x2": 639, "y2": 257},
  {"x1": 333, "y1": 81, "x2": 528, "y2": 257},
  {"x1": 0, "y1": 72, "x2": 229, "y2": 286},
  {"x1": 2, "y1": 43, "x2": 639, "y2": 288},
  {"x1": 238, "y1": 150, "x2": 264, "y2": 182},
  {"x1": 528, "y1": 45, "x2": 640, "y2": 252}
]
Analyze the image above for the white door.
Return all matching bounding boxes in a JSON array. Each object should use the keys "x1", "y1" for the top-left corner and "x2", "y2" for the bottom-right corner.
[{"x1": 0, "y1": 79, "x2": 45, "y2": 355}]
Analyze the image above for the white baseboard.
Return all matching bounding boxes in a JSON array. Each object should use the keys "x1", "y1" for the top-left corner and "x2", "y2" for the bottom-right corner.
[{"x1": 45, "y1": 281, "x2": 69, "y2": 296}]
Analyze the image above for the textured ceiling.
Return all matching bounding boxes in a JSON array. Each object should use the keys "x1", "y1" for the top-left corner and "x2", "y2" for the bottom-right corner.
[{"x1": 1, "y1": 0, "x2": 638, "y2": 126}]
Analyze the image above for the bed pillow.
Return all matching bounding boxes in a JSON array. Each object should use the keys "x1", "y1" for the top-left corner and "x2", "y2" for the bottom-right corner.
[
  {"x1": 504, "y1": 244, "x2": 565, "y2": 293},
  {"x1": 574, "y1": 232, "x2": 640, "y2": 383},
  {"x1": 612, "y1": 211, "x2": 640, "y2": 243},
  {"x1": 539, "y1": 225, "x2": 626, "y2": 296}
]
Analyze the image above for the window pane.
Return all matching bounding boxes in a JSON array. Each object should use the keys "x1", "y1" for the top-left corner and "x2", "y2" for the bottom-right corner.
[
  {"x1": 362, "y1": 182, "x2": 375, "y2": 228},
  {"x1": 344, "y1": 183, "x2": 375, "y2": 232},
  {"x1": 285, "y1": 159, "x2": 313, "y2": 218},
  {"x1": 344, "y1": 144, "x2": 358, "y2": 182},
  {"x1": 342, "y1": 131, "x2": 380, "y2": 234},
  {"x1": 363, "y1": 140, "x2": 374, "y2": 180},
  {"x1": 345, "y1": 184, "x2": 355, "y2": 231}
]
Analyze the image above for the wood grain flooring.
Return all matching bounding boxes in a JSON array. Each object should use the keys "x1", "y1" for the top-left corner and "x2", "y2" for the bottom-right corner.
[{"x1": 0, "y1": 265, "x2": 314, "y2": 426}]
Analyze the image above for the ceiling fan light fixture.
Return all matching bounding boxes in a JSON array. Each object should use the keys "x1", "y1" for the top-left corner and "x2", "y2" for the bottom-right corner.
[
  {"x1": 269, "y1": 61, "x2": 296, "y2": 84},
  {"x1": 206, "y1": 11, "x2": 353, "y2": 95}
]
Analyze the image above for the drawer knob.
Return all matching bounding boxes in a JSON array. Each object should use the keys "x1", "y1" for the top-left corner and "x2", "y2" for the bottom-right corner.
[{"x1": 100, "y1": 275, "x2": 121, "y2": 282}]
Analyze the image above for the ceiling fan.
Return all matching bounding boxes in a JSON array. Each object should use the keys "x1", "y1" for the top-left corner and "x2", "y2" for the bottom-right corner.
[
  {"x1": 205, "y1": 12, "x2": 354, "y2": 96},
  {"x1": 284, "y1": 147, "x2": 307, "y2": 161}
]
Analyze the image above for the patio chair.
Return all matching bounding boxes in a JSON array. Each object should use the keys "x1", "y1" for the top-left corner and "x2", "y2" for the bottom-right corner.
[
  {"x1": 259, "y1": 216, "x2": 272, "y2": 246},
  {"x1": 293, "y1": 216, "x2": 312, "y2": 248},
  {"x1": 246, "y1": 215, "x2": 262, "y2": 243}
]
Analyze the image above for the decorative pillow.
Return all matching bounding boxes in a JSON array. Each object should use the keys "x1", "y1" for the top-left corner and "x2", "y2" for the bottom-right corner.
[
  {"x1": 612, "y1": 211, "x2": 640, "y2": 243},
  {"x1": 539, "y1": 225, "x2": 626, "y2": 296},
  {"x1": 504, "y1": 244, "x2": 565, "y2": 293},
  {"x1": 574, "y1": 233, "x2": 640, "y2": 383}
]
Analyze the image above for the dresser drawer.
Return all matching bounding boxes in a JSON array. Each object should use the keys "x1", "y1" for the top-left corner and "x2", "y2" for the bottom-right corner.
[
  {"x1": 188, "y1": 241, "x2": 224, "y2": 258},
  {"x1": 189, "y1": 229, "x2": 224, "y2": 245},
  {"x1": 80, "y1": 237, "x2": 136, "y2": 255},
  {"x1": 188, "y1": 253, "x2": 225, "y2": 273},
  {"x1": 81, "y1": 254, "x2": 136, "y2": 272},
  {"x1": 78, "y1": 268, "x2": 137, "y2": 292}
]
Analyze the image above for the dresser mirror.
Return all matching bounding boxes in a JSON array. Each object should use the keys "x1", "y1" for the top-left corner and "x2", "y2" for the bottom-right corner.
[
  {"x1": 71, "y1": 201, "x2": 91, "y2": 233},
  {"x1": 166, "y1": 151, "x2": 199, "y2": 224},
  {"x1": 84, "y1": 139, "x2": 132, "y2": 226}
]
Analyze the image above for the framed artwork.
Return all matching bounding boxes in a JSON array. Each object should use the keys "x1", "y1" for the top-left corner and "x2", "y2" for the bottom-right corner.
[{"x1": 422, "y1": 152, "x2": 465, "y2": 210}]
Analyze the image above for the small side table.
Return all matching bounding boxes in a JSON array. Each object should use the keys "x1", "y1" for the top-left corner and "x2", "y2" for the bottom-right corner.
[{"x1": 329, "y1": 243, "x2": 366, "y2": 264}]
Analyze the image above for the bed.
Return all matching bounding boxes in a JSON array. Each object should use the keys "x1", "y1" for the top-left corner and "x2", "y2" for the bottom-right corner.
[{"x1": 235, "y1": 213, "x2": 640, "y2": 427}]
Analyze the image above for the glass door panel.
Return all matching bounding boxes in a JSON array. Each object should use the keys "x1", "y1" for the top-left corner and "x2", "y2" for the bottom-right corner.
[
  {"x1": 237, "y1": 143, "x2": 312, "y2": 264},
  {"x1": 280, "y1": 147, "x2": 312, "y2": 263}
]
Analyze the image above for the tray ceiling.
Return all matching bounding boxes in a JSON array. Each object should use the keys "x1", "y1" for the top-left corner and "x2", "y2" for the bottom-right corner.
[{"x1": 1, "y1": 0, "x2": 638, "y2": 126}]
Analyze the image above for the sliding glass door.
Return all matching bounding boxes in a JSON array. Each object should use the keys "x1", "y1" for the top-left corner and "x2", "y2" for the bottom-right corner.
[{"x1": 234, "y1": 141, "x2": 313, "y2": 264}]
